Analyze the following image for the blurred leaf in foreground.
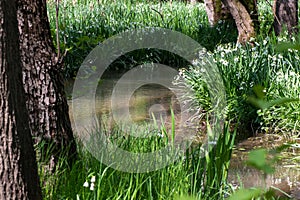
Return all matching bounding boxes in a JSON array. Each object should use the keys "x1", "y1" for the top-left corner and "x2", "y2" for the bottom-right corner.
[
  {"x1": 228, "y1": 188, "x2": 262, "y2": 200},
  {"x1": 247, "y1": 85, "x2": 299, "y2": 110},
  {"x1": 246, "y1": 149, "x2": 275, "y2": 174},
  {"x1": 275, "y1": 42, "x2": 300, "y2": 52}
]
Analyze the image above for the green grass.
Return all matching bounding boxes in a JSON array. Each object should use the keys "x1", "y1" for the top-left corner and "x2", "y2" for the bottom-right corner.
[
  {"x1": 183, "y1": 36, "x2": 300, "y2": 137},
  {"x1": 47, "y1": 0, "x2": 237, "y2": 77},
  {"x1": 38, "y1": 121, "x2": 236, "y2": 200}
]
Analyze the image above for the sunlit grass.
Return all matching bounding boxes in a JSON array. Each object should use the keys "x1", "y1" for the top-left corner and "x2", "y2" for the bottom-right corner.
[
  {"x1": 184, "y1": 37, "x2": 300, "y2": 137},
  {"x1": 38, "y1": 118, "x2": 236, "y2": 199},
  {"x1": 47, "y1": 0, "x2": 237, "y2": 77}
]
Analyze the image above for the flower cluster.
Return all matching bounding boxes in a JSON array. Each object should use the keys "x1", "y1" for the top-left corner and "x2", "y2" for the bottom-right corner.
[{"x1": 83, "y1": 175, "x2": 96, "y2": 191}]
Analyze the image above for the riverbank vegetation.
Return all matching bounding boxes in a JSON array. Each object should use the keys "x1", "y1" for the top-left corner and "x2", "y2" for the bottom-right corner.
[
  {"x1": 43, "y1": 0, "x2": 300, "y2": 199},
  {"x1": 39, "y1": 122, "x2": 236, "y2": 199},
  {"x1": 47, "y1": 0, "x2": 300, "y2": 137}
]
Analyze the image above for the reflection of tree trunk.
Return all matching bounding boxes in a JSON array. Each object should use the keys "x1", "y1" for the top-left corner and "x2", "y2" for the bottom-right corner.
[
  {"x1": 222, "y1": 0, "x2": 255, "y2": 44},
  {"x1": 273, "y1": 0, "x2": 298, "y2": 36},
  {"x1": 0, "y1": 0, "x2": 42, "y2": 199}
]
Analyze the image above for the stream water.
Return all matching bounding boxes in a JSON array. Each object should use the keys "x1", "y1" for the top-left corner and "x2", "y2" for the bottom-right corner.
[{"x1": 66, "y1": 77, "x2": 300, "y2": 198}]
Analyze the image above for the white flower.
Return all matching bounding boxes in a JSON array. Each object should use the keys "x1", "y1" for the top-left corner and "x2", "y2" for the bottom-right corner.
[
  {"x1": 192, "y1": 59, "x2": 199, "y2": 66},
  {"x1": 263, "y1": 39, "x2": 268, "y2": 45},
  {"x1": 234, "y1": 57, "x2": 239, "y2": 63},
  {"x1": 220, "y1": 58, "x2": 229, "y2": 66},
  {"x1": 291, "y1": 36, "x2": 296, "y2": 42},
  {"x1": 221, "y1": 52, "x2": 225, "y2": 58},
  {"x1": 83, "y1": 181, "x2": 89, "y2": 188},
  {"x1": 224, "y1": 48, "x2": 232, "y2": 54},
  {"x1": 157, "y1": 132, "x2": 164, "y2": 137},
  {"x1": 90, "y1": 183, "x2": 95, "y2": 191},
  {"x1": 91, "y1": 176, "x2": 96, "y2": 183},
  {"x1": 252, "y1": 52, "x2": 258, "y2": 58}
]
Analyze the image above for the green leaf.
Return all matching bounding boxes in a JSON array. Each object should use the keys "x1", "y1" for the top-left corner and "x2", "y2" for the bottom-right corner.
[
  {"x1": 175, "y1": 195, "x2": 197, "y2": 200},
  {"x1": 228, "y1": 188, "x2": 262, "y2": 200},
  {"x1": 247, "y1": 96, "x2": 298, "y2": 110},
  {"x1": 247, "y1": 149, "x2": 267, "y2": 168},
  {"x1": 91, "y1": 65, "x2": 97, "y2": 71},
  {"x1": 253, "y1": 85, "x2": 266, "y2": 99},
  {"x1": 275, "y1": 42, "x2": 300, "y2": 52},
  {"x1": 247, "y1": 96, "x2": 268, "y2": 109},
  {"x1": 248, "y1": 85, "x2": 299, "y2": 110},
  {"x1": 263, "y1": 97, "x2": 299, "y2": 109},
  {"x1": 246, "y1": 149, "x2": 275, "y2": 174}
]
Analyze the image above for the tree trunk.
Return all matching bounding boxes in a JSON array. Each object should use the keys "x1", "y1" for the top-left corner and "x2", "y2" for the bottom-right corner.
[
  {"x1": 273, "y1": 0, "x2": 298, "y2": 36},
  {"x1": 17, "y1": 0, "x2": 77, "y2": 169},
  {"x1": 204, "y1": 0, "x2": 258, "y2": 43},
  {"x1": 222, "y1": 0, "x2": 256, "y2": 44},
  {"x1": 204, "y1": 0, "x2": 222, "y2": 26},
  {"x1": 0, "y1": 0, "x2": 42, "y2": 199},
  {"x1": 239, "y1": 0, "x2": 259, "y2": 32}
]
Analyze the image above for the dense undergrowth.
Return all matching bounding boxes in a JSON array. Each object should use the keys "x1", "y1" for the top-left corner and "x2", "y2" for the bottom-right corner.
[
  {"x1": 47, "y1": 0, "x2": 237, "y2": 77},
  {"x1": 184, "y1": 38, "x2": 300, "y2": 138},
  {"x1": 44, "y1": 0, "x2": 300, "y2": 199},
  {"x1": 38, "y1": 122, "x2": 236, "y2": 200}
]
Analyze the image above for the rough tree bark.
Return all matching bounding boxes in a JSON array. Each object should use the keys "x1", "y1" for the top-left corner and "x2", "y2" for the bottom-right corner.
[
  {"x1": 273, "y1": 0, "x2": 298, "y2": 36},
  {"x1": 0, "y1": 0, "x2": 42, "y2": 199},
  {"x1": 204, "y1": 0, "x2": 258, "y2": 43},
  {"x1": 240, "y1": 0, "x2": 259, "y2": 31},
  {"x1": 221, "y1": 0, "x2": 256, "y2": 44},
  {"x1": 17, "y1": 0, "x2": 77, "y2": 168},
  {"x1": 204, "y1": 0, "x2": 223, "y2": 26}
]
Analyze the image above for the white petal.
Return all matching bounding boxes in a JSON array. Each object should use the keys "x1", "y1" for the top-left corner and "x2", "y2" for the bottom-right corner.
[{"x1": 83, "y1": 181, "x2": 89, "y2": 187}]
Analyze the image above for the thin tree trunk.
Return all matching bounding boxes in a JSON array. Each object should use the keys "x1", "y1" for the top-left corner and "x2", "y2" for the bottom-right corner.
[
  {"x1": 273, "y1": 0, "x2": 298, "y2": 36},
  {"x1": 222, "y1": 0, "x2": 256, "y2": 44},
  {"x1": 204, "y1": 0, "x2": 232, "y2": 26},
  {"x1": 0, "y1": 0, "x2": 42, "y2": 199},
  {"x1": 17, "y1": 0, "x2": 77, "y2": 169},
  {"x1": 204, "y1": 0, "x2": 223, "y2": 26},
  {"x1": 240, "y1": 0, "x2": 259, "y2": 32}
]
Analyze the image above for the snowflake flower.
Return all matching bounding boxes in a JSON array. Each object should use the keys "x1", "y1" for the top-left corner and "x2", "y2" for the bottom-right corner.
[
  {"x1": 91, "y1": 176, "x2": 96, "y2": 183},
  {"x1": 83, "y1": 181, "x2": 89, "y2": 188},
  {"x1": 90, "y1": 183, "x2": 95, "y2": 191}
]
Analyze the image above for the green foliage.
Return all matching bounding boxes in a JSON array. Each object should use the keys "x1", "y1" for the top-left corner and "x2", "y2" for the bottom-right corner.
[
  {"x1": 247, "y1": 84, "x2": 299, "y2": 110},
  {"x1": 228, "y1": 188, "x2": 263, "y2": 200},
  {"x1": 47, "y1": 0, "x2": 237, "y2": 77},
  {"x1": 183, "y1": 37, "x2": 300, "y2": 136},
  {"x1": 38, "y1": 119, "x2": 236, "y2": 199},
  {"x1": 202, "y1": 122, "x2": 236, "y2": 198},
  {"x1": 275, "y1": 41, "x2": 300, "y2": 52},
  {"x1": 247, "y1": 149, "x2": 274, "y2": 174}
]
